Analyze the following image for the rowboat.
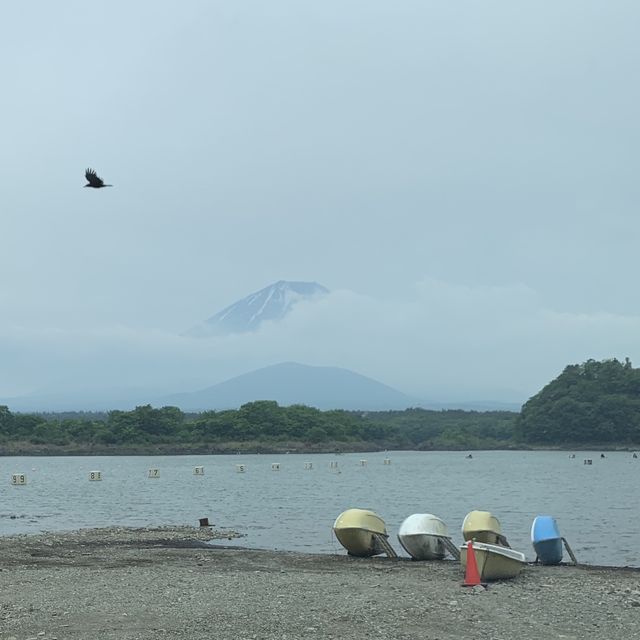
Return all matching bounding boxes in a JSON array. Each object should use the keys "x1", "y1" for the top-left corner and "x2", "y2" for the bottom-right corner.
[
  {"x1": 333, "y1": 508, "x2": 397, "y2": 557},
  {"x1": 531, "y1": 515, "x2": 563, "y2": 565},
  {"x1": 397, "y1": 513, "x2": 459, "y2": 560},
  {"x1": 398, "y1": 513, "x2": 459, "y2": 560},
  {"x1": 461, "y1": 510, "x2": 509, "y2": 546},
  {"x1": 460, "y1": 540, "x2": 526, "y2": 581}
]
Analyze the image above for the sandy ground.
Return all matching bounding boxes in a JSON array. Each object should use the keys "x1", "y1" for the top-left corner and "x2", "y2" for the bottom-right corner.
[{"x1": 0, "y1": 526, "x2": 639, "y2": 640}]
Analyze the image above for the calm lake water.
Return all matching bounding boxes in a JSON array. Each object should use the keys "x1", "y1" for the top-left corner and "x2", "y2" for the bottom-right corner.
[{"x1": 0, "y1": 451, "x2": 637, "y2": 567}]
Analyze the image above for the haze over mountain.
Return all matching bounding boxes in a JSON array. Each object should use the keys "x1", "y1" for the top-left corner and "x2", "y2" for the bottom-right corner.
[
  {"x1": 1, "y1": 3, "x2": 639, "y2": 421},
  {"x1": 186, "y1": 281, "x2": 329, "y2": 337},
  {"x1": 0, "y1": 361, "x2": 521, "y2": 413},
  {"x1": 157, "y1": 362, "x2": 418, "y2": 411},
  {"x1": 0, "y1": 280, "x2": 526, "y2": 413}
]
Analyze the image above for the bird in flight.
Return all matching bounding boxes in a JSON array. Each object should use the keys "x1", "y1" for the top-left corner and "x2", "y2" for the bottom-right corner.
[{"x1": 84, "y1": 168, "x2": 113, "y2": 188}]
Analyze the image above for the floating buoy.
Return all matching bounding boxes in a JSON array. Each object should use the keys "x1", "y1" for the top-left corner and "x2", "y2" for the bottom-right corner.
[
  {"x1": 11, "y1": 473, "x2": 27, "y2": 485},
  {"x1": 359, "y1": 459, "x2": 367, "y2": 467},
  {"x1": 193, "y1": 466, "x2": 205, "y2": 476},
  {"x1": 236, "y1": 464, "x2": 246, "y2": 473},
  {"x1": 89, "y1": 471, "x2": 102, "y2": 481},
  {"x1": 271, "y1": 463, "x2": 280, "y2": 471},
  {"x1": 584, "y1": 459, "x2": 593, "y2": 465},
  {"x1": 304, "y1": 462, "x2": 313, "y2": 470},
  {"x1": 383, "y1": 458, "x2": 391, "y2": 465},
  {"x1": 148, "y1": 468, "x2": 160, "y2": 478}
]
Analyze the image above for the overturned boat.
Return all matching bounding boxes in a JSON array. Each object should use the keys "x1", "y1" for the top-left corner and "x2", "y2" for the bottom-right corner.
[
  {"x1": 531, "y1": 515, "x2": 563, "y2": 565},
  {"x1": 333, "y1": 508, "x2": 397, "y2": 558},
  {"x1": 397, "y1": 513, "x2": 459, "y2": 560},
  {"x1": 462, "y1": 510, "x2": 510, "y2": 546},
  {"x1": 531, "y1": 515, "x2": 577, "y2": 565},
  {"x1": 460, "y1": 540, "x2": 526, "y2": 581}
]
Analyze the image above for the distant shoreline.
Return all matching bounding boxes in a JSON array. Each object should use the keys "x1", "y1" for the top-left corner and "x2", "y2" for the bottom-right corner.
[{"x1": 1, "y1": 442, "x2": 638, "y2": 456}]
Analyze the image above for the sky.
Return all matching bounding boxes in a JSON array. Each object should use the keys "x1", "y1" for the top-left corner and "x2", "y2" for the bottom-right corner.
[{"x1": 2, "y1": 1, "x2": 640, "y2": 407}]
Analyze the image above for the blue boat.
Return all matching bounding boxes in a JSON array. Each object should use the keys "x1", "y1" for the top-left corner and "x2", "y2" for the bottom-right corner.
[{"x1": 531, "y1": 515, "x2": 563, "y2": 565}]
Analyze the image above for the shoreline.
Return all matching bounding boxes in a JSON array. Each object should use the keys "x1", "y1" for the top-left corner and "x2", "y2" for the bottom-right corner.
[
  {"x1": 1, "y1": 527, "x2": 639, "y2": 639},
  {"x1": 2, "y1": 525, "x2": 639, "y2": 572},
  {"x1": 1, "y1": 443, "x2": 639, "y2": 456}
]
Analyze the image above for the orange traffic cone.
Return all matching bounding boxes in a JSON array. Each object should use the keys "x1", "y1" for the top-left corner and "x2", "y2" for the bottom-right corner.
[{"x1": 463, "y1": 540, "x2": 486, "y2": 587}]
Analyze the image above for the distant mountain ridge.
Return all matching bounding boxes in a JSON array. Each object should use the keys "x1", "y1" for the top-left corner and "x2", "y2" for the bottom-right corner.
[
  {"x1": 0, "y1": 375, "x2": 522, "y2": 413},
  {"x1": 157, "y1": 362, "x2": 418, "y2": 411},
  {"x1": 186, "y1": 280, "x2": 328, "y2": 337}
]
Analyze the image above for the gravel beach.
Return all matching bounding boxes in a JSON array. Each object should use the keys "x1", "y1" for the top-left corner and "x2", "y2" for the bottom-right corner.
[{"x1": 0, "y1": 526, "x2": 639, "y2": 640}]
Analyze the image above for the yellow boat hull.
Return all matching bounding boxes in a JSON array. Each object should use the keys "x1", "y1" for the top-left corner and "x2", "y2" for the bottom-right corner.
[
  {"x1": 460, "y1": 541, "x2": 526, "y2": 581},
  {"x1": 333, "y1": 508, "x2": 388, "y2": 557},
  {"x1": 462, "y1": 510, "x2": 504, "y2": 545}
]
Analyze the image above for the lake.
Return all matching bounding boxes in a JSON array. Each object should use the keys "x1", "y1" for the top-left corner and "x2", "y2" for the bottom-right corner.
[{"x1": 0, "y1": 450, "x2": 637, "y2": 567}]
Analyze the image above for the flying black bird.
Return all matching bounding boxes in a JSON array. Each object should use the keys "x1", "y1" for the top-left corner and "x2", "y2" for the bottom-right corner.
[{"x1": 84, "y1": 168, "x2": 112, "y2": 188}]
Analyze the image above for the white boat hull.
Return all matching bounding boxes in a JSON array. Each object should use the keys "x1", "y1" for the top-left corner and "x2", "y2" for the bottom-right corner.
[
  {"x1": 398, "y1": 533, "x2": 448, "y2": 560},
  {"x1": 398, "y1": 514, "x2": 452, "y2": 560}
]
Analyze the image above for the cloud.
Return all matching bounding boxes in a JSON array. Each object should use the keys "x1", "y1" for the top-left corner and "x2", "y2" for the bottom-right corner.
[{"x1": 2, "y1": 278, "x2": 640, "y2": 406}]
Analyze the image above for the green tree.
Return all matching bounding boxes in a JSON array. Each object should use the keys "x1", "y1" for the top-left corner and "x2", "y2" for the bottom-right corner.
[{"x1": 517, "y1": 358, "x2": 640, "y2": 444}]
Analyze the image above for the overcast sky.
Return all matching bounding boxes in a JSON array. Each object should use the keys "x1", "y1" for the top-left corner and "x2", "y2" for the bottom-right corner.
[{"x1": 2, "y1": 1, "x2": 639, "y2": 405}]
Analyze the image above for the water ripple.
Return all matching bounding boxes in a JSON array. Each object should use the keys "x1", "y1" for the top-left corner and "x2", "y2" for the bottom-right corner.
[{"x1": 0, "y1": 451, "x2": 636, "y2": 566}]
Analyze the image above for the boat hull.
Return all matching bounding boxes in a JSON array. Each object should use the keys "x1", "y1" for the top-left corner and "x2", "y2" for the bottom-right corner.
[
  {"x1": 398, "y1": 533, "x2": 447, "y2": 560},
  {"x1": 333, "y1": 508, "x2": 388, "y2": 557},
  {"x1": 531, "y1": 515, "x2": 563, "y2": 565},
  {"x1": 460, "y1": 541, "x2": 526, "y2": 581},
  {"x1": 398, "y1": 514, "x2": 451, "y2": 560},
  {"x1": 461, "y1": 510, "x2": 504, "y2": 545}
]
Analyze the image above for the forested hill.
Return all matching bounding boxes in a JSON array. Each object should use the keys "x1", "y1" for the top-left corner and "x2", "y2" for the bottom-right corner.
[{"x1": 516, "y1": 358, "x2": 640, "y2": 445}]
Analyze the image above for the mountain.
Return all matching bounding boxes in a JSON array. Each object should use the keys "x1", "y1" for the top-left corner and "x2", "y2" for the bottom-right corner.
[
  {"x1": 186, "y1": 280, "x2": 329, "y2": 337},
  {"x1": 157, "y1": 362, "x2": 418, "y2": 411}
]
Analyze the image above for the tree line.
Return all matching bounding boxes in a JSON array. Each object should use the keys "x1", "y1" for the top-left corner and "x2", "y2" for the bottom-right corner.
[
  {"x1": 0, "y1": 402, "x2": 517, "y2": 453},
  {"x1": 2, "y1": 358, "x2": 639, "y2": 453}
]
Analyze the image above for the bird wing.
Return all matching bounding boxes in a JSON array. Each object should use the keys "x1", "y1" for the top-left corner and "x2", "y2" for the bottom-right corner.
[{"x1": 85, "y1": 168, "x2": 104, "y2": 187}]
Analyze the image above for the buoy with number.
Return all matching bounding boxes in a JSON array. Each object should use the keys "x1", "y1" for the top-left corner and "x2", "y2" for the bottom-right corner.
[
  {"x1": 271, "y1": 463, "x2": 280, "y2": 471},
  {"x1": 11, "y1": 473, "x2": 27, "y2": 485},
  {"x1": 148, "y1": 468, "x2": 160, "y2": 478},
  {"x1": 236, "y1": 464, "x2": 246, "y2": 473},
  {"x1": 89, "y1": 471, "x2": 102, "y2": 481},
  {"x1": 193, "y1": 466, "x2": 205, "y2": 475}
]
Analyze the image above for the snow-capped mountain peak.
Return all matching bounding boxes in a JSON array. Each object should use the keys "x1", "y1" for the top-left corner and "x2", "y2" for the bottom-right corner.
[{"x1": 186, "y1": 281, "x2": 329, "y2": 337}]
